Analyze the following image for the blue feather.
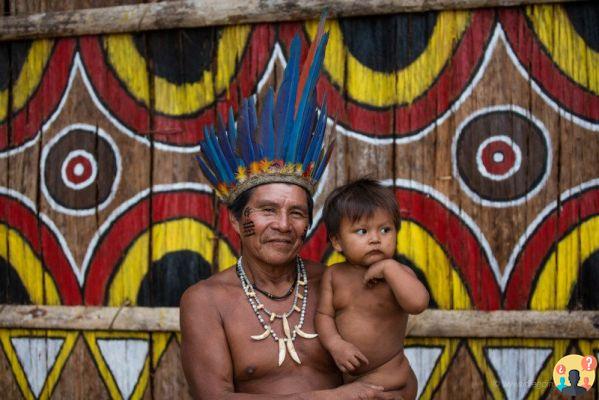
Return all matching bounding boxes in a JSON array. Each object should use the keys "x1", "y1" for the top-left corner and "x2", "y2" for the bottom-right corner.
[
  {"x1": 195, "y1": 155, "x2": 219, "y2": 188},
  {"x1": 248, "y1": 96, "x2": 263, "y2": 159},
  {"x1": 286, "y1": 32, "x2": 329, "y2": 162},
  {"x1": 216, "y1": 112, "x2": 239, "y2": 172},
  {"x1": 313, "y1": 139, "x2": 335, "y2": 181},
  {"x1": 227, "y1": 107, "x2": 238, "y2": 151},
  {"x1": 260, "y1": 87, "x2": 275, "y2": 159},
  {"x1": 276, "y1": 35, "x2": 301, "y2": 160},
  {"x1": 302, "y1": 101, "x2": 327, "y2": 170},
  {"x1": 238, "y1": 99, "x2": 255, "y2": 165},
  {"x1": 295, "y1": 94, "x2": 318, "y2": 163},
  {"x1": 203, "y1": 126, "x2": 235, "y2": 184}
]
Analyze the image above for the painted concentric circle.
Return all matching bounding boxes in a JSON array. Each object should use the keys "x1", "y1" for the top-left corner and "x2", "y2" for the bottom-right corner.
[
  {"x1": 41, "y1": 124, "x2": 121, "y2": 215},
  {"x1": 453, "y1": 106, "x2": 551, "y2": 206},
  {"x1": 61, "y1": 150, "x2": 98, "y2": 190},
  {"x1": 475, "y1": 135, "x2": 522, "y2": 180}
]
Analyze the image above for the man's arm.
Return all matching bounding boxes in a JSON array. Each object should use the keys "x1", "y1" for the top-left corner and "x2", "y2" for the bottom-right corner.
[
  {"x1": 315, "y1": 268, "x2": 369, "y2": 374},
  {"x1": 363, "y1": 260, "x2": 429, "y2": 314}
]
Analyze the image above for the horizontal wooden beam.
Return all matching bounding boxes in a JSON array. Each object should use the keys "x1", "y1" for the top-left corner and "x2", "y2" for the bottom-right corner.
[
  {"x1": 0, "y1": 0, "x2": 583, "y2": 42},
  {"x1": 1, "y1": 305, "x2": 598, "y2": 338}
]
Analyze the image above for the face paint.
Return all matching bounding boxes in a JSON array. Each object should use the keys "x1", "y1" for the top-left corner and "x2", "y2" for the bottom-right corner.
[
  {"x1": 242, "y1": 207, "x2": 256, "y2": 237},
  {"x1": 242, "y1": 220, "x2": 256, "y2": 237}
]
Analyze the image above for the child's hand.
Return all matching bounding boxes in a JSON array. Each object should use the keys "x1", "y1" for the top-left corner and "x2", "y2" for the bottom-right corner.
[
  {"x1": 329, "y1": 339, "x2": 369, "y2": 374},
  {"x1": 363, "y1": 259, "x2": 390, "y2": 286}
]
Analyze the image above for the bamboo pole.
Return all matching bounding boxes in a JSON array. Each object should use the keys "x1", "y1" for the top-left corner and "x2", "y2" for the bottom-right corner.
[
  {"x1": 1, "y1": 305, "x2": 598, "y2": 338},
  {"x1": 0, "y1": 0, "x2": 583, "y2": 41}
]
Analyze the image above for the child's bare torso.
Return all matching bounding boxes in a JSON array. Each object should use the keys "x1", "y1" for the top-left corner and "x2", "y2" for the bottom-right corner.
[{"x1": 330, "y1": 263, "x2": 416, "y2": 394}]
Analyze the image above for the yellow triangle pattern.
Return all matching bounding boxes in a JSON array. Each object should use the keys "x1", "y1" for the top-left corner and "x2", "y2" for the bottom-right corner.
[{"x1": 0, "y1": 329, "x2": 78, "y2": 400}]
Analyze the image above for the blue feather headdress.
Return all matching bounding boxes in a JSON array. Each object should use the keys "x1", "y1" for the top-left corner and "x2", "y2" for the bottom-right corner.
[{"x1": 196, "y1": 17, "x2": 334, "y2": 204}]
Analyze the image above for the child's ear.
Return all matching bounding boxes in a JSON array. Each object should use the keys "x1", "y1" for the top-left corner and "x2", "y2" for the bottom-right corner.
[{"x1": 329, "y1": 235, "x2": 343, "y2": 253}]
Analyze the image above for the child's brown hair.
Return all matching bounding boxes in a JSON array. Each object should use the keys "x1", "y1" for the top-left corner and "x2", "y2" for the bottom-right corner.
[{"x1": 323, "y1": 178, "x2": 401, "y2": 238}]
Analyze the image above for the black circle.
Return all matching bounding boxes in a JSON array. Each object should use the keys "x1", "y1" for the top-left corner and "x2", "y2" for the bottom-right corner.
[
  {"x1": 394, "y1": 254, "x2": 437, "y2": 308},
  {"x1": 456, "y1": 111, "x2": 549, "y2": 202},
  {"x1": 44, "y1": 128, "x2": 117, "y2": 210},
  {"x1": 0, "y1": 256, "x2": 32, "y2": 304},
  {"x1": 568, "y1": 249, "x2": 599, "y2": 310},
  {"x1": 564, "y1": 2, "x2": 599, "y2": 53},
  {"x1": 0, "y1": 41, "x2": 33, "y2": 93},
  {"x1": 339, "y1": 13, "x2": 437, "y2": 73},
  {"x1": 136, "y1": 250, "x2": 212, "y2": 307},
  {"x1": 133, "y1": 28, "x2": 221, "y2": 85}
]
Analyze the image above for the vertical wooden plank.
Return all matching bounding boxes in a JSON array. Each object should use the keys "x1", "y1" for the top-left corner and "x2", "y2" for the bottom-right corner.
[{"x1": 50, "y1": 335, "x2": 111, "y2": 399}]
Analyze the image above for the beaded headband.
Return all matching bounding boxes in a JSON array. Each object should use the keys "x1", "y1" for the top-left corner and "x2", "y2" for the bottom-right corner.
[{"x1": 196, "y1": 17, "x2": 334, "y2": 204}]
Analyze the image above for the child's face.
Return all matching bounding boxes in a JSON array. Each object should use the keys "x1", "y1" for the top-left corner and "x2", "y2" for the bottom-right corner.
[{"x1": 330, "y1": 208, "x2": 397, "y2": 267}]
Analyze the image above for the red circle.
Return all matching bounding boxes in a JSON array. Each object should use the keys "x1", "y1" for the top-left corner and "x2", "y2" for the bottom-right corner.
[
  {"x1": 65, "y1": 155, "x2": 93, "y2": 185},
  {"x1": 481, "y1": 140, "x2": 516, "y2": 175}
]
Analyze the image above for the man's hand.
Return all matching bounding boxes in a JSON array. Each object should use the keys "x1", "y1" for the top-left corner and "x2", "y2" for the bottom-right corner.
[
  {"x1": 329, "y1": 339, "x2": 369, "y2": 374},
  {"x1": 333, "y1": 382, "x2": 403, "y2": 400}
]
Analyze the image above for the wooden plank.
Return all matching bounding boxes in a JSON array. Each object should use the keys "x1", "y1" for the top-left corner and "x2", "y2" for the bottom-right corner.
[
  {"x1": 1, "y1": 306, "x2": 598, "y2": 337},
  {"x1": 0, "y1": 0, "x2": 583, "y2": 41}
]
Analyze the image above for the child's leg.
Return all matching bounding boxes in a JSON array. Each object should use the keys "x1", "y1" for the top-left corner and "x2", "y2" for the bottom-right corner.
[{"x1": 349, "y1": 351, "x2": 418, "y2": 399}]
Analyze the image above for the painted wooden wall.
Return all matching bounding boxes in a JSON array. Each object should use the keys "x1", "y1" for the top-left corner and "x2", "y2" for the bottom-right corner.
[{"x1": 0, "y1": 2, "x2": 598, "y2": 399}]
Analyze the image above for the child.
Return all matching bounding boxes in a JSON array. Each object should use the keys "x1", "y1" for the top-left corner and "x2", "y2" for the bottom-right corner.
[{"x1": 316, "y1": 178, "x2": 430, "y2": 399}]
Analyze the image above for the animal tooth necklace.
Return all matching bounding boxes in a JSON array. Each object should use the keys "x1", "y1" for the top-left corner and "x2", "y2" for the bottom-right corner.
[{"x1": 236, "y1": 256, "x2": 318, "y2": 366}]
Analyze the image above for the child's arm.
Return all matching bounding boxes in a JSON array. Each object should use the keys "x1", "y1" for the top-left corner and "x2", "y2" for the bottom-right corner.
[
  {"x1": 316, "y1": 267, "x2": 369, "y2": 374},
  {"x1": 363, "y1": 259, "x2": 429, "y2": 314}
]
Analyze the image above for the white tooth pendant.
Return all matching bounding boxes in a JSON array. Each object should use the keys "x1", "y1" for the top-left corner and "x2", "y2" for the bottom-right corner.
[
  {"x1": 250, "y1": 327, "x2": 271, "y2": 341},
  {"x1": 282, "y1": 315, "x2": 292, "y2": 338},
  {"x1": 278, "y1": 339, "x2": 287, "y2": 366},
  {"x1": 286, "y1": 339, "x2": 301, "y2": 364},
  {"x1": 295, "y1": 326, "x2": 318, "y2": 339}
]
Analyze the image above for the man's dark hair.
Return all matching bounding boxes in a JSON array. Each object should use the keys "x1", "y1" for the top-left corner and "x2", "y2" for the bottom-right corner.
[
  {"x1": 228, "y1": 184, "x2": 314, "y2": 226},
  {"x1": 323, "y1": 178, "x2": 400, "y2": 238}
]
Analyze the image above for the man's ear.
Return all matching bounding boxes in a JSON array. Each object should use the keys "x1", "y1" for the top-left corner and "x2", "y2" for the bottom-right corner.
[
  {"x1": 329, "y1": 234, "x2": 343, "y2": 253},
  {"x1": 229, "y1": 210, "x2": 241, "y2": 236}
]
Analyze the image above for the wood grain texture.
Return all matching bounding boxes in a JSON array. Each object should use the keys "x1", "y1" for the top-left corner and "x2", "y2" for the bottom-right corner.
[
  {"x1": 1, "y1": 306, "x2": 598, "y2": 338},
  {"x1": 0, "y1": 0, "x2": 582, "y2": 41}
]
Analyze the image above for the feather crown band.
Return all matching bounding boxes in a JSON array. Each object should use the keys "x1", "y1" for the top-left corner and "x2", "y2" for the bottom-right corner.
[{"x1": 196, "y1": 18, "x2": 334, "y2": 205}]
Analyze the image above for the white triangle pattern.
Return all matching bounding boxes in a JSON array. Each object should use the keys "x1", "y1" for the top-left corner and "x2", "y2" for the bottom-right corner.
[
  {"x1": 404, "y1": 346, "x2": 443, "y2": 399},
  {"x1": 11, "y1": 337, "x2": 64, "y2": 397},
  {"x1": 485, "y1": 347, "x2": 552, "y2": 400},
  {"x1": 97, "y1": 339, "x2": 148, "y2": 399}
]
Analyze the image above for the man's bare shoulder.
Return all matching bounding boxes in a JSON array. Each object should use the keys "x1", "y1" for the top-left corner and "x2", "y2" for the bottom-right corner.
[{"x1": 180, "y1": 267, "x2": 238, "y2": 309}]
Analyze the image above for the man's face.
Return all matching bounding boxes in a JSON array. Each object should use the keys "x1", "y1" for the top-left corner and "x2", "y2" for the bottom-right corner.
[
  {"x1": 330, "y1": 208, "x2": 397, "y2": 268},
  {"x1": 232, "y1": 183, "x2": 310, "y2": 267}
]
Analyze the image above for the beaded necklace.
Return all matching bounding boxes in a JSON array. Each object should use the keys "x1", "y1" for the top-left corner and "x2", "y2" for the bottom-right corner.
[{"x1": 236, "y1": 256, "x2": 318, "y2": 366}]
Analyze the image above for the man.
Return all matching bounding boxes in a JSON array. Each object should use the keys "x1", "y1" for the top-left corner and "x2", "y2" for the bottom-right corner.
[
  {"x1": 180, "y1": 183, "x2": 396, "y2": 399},
  {"x1": 181, "y1": 18, "x2": 400, "y2": 399}
]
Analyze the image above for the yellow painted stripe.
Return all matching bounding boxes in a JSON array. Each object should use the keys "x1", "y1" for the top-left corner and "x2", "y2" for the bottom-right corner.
[
  {"x1": 0, "y1": 40, "x2": 54, "y2": 121},
  {"x1": 103, "y1": 26, "x2": 250, "y2": 116},
  {"x1": 0, "y1": 224, "x2": 61, "y2": 305},
  {"x1": 108, "y1": 218, "x2": 235, "y2": 306},
  {"x1": 306, "y1": 12, "x2": 470, "y2": 107},
  {"x1": 527, "y1": 5, "x2": 599, "y2": 95},
  {"x1": 530, "y1": 216, "x2": 599, "y2": 310}
]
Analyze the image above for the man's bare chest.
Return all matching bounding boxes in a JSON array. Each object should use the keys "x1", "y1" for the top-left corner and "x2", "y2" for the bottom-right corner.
[{"x1": 219, "y1": 292, "x2": 329, "y2": 381}]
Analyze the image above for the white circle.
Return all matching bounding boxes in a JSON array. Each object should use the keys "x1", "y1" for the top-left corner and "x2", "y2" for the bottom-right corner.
[
  {"x1": 73, "y1": 163, "x2": 85, "y2": 176},
  {"x1": 475, "y1": 135, "x2": 522, "y2": 181},
  {"x1": 41, "y1": 124, "x2": 122, "y2": 216},
  {"x1": 492, "y1": 151, "x2": 504, "y2": 163},
  {"x1": 61, "y1": 150, "x2": 98, "y2": 190}
]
